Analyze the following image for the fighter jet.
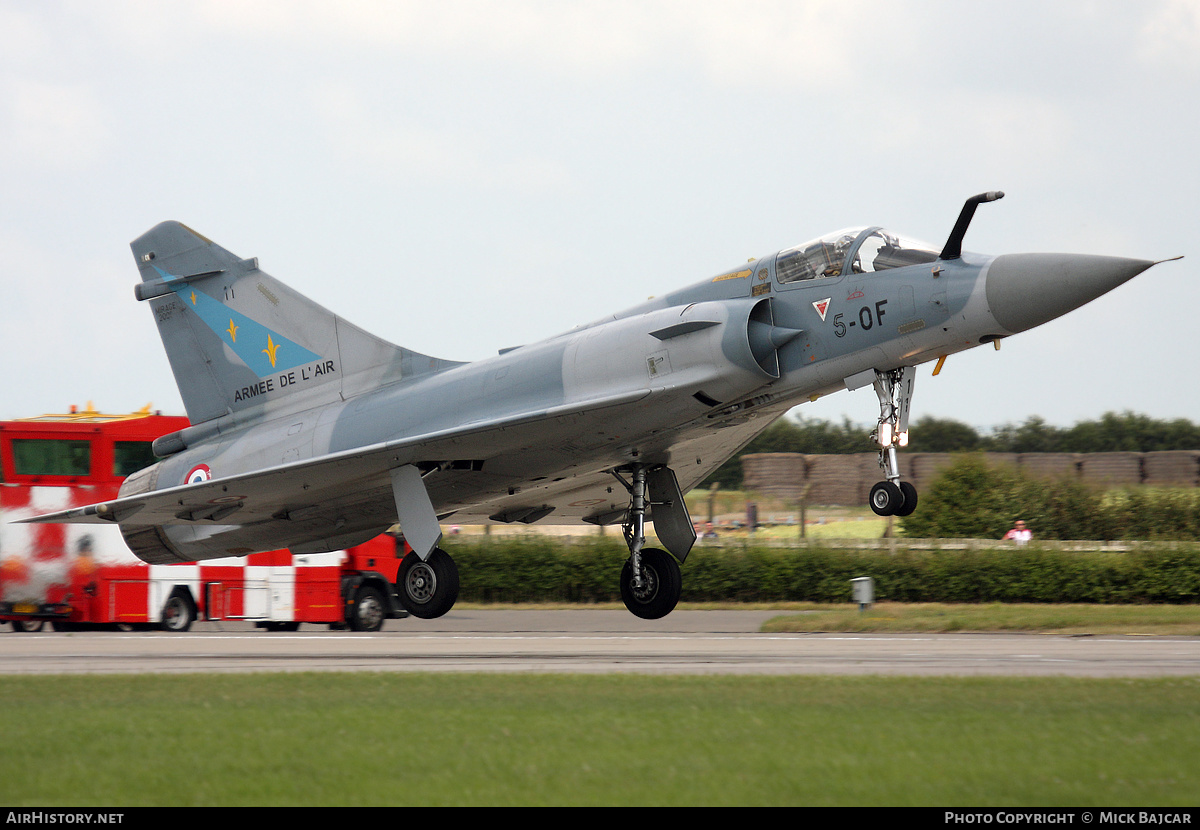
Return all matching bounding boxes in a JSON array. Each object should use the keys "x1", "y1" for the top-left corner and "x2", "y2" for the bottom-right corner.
[{"x1": 23, "y1": 193, "x2": 1174, "y2": 619}]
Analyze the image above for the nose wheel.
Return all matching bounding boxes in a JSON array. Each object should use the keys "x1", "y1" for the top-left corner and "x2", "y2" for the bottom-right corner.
[{"x1": 869, "y1": 479, "x2": 918, "y2": 517}]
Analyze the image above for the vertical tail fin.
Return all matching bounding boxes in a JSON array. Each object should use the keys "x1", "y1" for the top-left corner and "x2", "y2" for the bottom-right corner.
[{"x1": 131, "y1": 221, "x2": 458, "y2": 425}]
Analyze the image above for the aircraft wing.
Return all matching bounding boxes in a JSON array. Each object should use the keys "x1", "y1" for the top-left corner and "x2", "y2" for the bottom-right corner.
[
  {"x1": 17, "y1": 387, "x2": 661, "y2": 529},
  {"x1": 17, "y1": 384, "x2": 784, "y2": 563}
]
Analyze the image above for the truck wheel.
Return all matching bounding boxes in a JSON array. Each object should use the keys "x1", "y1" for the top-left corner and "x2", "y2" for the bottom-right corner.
[
  {"x1": 349, "y1": 585, "x2": 386, "y2": 632},
  {"x1": 159, "y1": 591, "x2": 196, "y2": 632},
  {"x1": 397, "y1": 549, "x2": 459, "y2": 619},
  {"x1": 11, "y1": 620, "x2": 44, "y2": 633}
]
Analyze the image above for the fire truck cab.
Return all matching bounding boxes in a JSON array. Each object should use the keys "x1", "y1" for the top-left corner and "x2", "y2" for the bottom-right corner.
[{"x1": 0, "y1": 407, "x2": 408, "y2": 632}]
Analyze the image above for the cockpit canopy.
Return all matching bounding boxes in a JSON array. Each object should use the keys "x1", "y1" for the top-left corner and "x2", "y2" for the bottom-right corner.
[{"x1": 775, "y1": 227, "x2": 940, "y2": 285}]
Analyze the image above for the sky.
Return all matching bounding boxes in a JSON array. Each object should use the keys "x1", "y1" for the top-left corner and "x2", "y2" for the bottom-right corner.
[{"x1": 1, "y1": 0, "x2": 1197, "y2": 433}]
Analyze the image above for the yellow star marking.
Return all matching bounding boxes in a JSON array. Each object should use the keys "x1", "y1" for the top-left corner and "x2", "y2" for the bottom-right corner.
[
  {"x1": 226, "y1": 319, "x2": 238, "y2": 342},
  {"x1": 262, "y1": 335, "x2": 280, "y2": 368},
  {"x1": 190, "y1": 290, "x2": 197, "y2": 305}
]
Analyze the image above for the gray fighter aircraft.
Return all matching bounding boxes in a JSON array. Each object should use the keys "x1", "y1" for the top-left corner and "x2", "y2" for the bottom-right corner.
[{"x1": 23, "y1": 193, "x2": 1174, "y2": 619}]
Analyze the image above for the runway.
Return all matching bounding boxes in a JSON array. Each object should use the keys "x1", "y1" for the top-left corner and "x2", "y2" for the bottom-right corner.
[{"x1": 2, "y1": 610, "x2": 1198, "y2": 676}]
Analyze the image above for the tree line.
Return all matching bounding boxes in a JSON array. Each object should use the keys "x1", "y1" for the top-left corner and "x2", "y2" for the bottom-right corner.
[{"x1": 704, "y1": 411, "x2": 1200, "y2": 490}]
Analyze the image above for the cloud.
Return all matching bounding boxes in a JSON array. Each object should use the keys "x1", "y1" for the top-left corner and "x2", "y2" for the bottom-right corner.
[
  {"x1": 309, "y1": 81, "x2": 573, "y2": 191},
  {"x1": 168, "y1": 0, "x2": 884, "y2": 87},
  {"x1": 0, "y1": 79, "x2": 110, "y2": 169},
  {"x1": 1138, "y1": 0, "x2": 1200, "y2": 73}
]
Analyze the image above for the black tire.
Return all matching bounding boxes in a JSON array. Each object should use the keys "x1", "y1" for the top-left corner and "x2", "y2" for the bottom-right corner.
[
  {"x1": 11, "y1": 619, "x2": 44, "y2": 633},
  {"x1": 895, "y1": 482, "x2": 919, "y2": 517},
  {"x1": 349, "y1": 585, "x2": 386, "y2": 632},
  {"x1": 620, "y1": 548, "x2": 682, "y2": 620},
  {"x1": 869, "y1": 481, "x2": 903, "y2": 516},
  {"x1": 397, "y1": 549, "x2": 459, "y2": 619},
  {"x1": 159, "y1": 591, "x2": 196, "y2": 632}
]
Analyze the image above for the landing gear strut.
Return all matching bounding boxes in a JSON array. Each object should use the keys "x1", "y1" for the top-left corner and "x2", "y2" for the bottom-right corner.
[
  {"x1": 868, "y1": 367, "x2": 918, "y2": 517},
  {"x1": 611, "y1": 465, "x2": 686, "y2": 619}
]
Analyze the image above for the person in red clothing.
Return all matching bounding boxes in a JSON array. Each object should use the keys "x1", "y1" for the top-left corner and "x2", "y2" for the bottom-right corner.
[{"x1": 1003, "y1": 520, "x2": 1032, "y2": 545}]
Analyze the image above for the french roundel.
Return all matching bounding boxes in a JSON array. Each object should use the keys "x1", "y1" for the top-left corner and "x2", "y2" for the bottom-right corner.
[{"x1": 185, "y1": 464, "x2": 212, "y2": 484}]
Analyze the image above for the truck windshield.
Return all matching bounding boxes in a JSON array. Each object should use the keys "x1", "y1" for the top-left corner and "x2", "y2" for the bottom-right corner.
[
  {"x1": 114, "y1": 441, "x2": 157, "y2": 477},
  {"x1": 11, "y1": 439, "x2": 91, "y2": 476}
]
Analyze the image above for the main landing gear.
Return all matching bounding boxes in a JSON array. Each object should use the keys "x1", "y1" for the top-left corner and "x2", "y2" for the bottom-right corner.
[
  {"x1": 867, "y1": 366, "x2": 919, "y2": 517},
  {"x1": 390, "y1": 463, "x2": 460, "y2": 619},
  {"x1": 396, "y1": 547, "x2": 460, "y2": 619},
  {"x1": 610, "y1": 464, "x2": 693, "y2": 619}
]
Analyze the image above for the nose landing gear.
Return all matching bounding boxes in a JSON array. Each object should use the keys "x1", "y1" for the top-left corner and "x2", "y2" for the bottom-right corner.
[{"x1": 867, "y1": 367, "x2": 918, "y2": 517}]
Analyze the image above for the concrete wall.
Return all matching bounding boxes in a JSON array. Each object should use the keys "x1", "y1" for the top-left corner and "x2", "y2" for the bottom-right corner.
[{"x1": 741, "y1": 451, "x2": 1200, "y2": 506}]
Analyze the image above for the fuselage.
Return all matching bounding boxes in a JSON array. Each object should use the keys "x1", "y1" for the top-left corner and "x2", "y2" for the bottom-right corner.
[
  {"x1": 145, "y1": 227, "x2": 989, "y2": 484},
  {"x1": 115, "y1": 223, "x2": 1155, "y2": 562}
]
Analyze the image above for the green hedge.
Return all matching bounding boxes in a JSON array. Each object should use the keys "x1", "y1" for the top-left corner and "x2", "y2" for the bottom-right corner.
[
  {"x1": 901, "y1": 455, "x2": 1200, "y2": 541},
  {"x1": 439, "y1": 538, "x2": 1200, "y2": 605}
]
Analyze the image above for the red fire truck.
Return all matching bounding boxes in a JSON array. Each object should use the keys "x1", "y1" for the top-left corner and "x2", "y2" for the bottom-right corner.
[{"x1": 0, "y1": 406, "x2": 408, "y2": 632}]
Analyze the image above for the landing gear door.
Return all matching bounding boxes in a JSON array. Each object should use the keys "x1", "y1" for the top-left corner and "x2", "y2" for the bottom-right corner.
[
  {"x1": 646, "y1": 466, "x2": 696, "y2": 562},
  {"x1": 390, "y1": 465, "x2": 443, "y2": 561}
]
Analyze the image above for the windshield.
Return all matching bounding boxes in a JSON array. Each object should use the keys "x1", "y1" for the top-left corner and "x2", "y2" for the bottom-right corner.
[
  {"x1": 851, "y1": 229, "x2": 940, "y2": 273},
  {"x1": 774, "y1": 228, "x2": 861, "y2": 284},
  {"x1": 775, "y1": 227, "x2": 940, "y2": 285}
]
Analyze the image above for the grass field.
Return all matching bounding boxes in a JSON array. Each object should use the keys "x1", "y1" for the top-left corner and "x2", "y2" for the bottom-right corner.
[
  {"x1": 762, "y1": 602, "x2": 1200, "y2": 635},
  {"x1": 3, "y1": 604, "x2": 1197, "y2": 806},
  {"x1": 0, "y1": 672, "x2": 1197, "y2": 807}
]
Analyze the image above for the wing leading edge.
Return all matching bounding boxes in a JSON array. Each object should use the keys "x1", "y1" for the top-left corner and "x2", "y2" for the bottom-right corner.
[{"x1": 19, "y1": 387, "x2": 656, "y2": 529}]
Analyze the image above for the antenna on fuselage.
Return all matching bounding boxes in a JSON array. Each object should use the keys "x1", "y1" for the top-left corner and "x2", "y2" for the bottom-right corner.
[{"x1": 940, "y1": 191, "x2": 1005, "y2": 260}]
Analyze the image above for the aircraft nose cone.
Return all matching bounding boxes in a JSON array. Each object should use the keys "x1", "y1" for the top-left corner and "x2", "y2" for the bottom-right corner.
[{"x1": 986, "y1": 252, "x2": 1155, "y2": 334}]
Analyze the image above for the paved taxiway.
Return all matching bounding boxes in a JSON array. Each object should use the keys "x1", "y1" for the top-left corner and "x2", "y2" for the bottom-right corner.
[{"x1": 1, "y1": 610, "x2": 1198, "y2": 676}]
